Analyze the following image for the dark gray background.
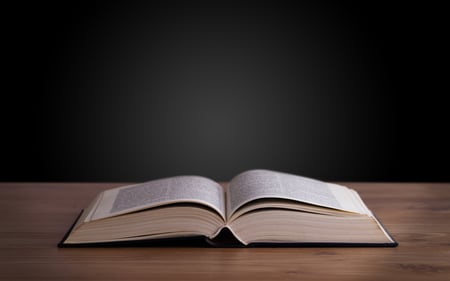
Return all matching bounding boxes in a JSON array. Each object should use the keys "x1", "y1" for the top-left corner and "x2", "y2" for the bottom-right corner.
[{"x1": 3, "y1": 1, "x2": 448, "y2": 182}]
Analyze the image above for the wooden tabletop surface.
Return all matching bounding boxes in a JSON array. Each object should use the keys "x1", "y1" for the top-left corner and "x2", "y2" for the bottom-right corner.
[{"x1": 0, "y1": 182, "x2": 449, "y2": 281}]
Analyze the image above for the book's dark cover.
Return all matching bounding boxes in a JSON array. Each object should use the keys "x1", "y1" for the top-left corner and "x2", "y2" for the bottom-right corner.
[{"x1": 58, "y1": 210, "x2": 398, "y2": 248}]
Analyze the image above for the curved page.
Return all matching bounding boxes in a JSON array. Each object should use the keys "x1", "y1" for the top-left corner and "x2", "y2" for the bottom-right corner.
[
  {"x1": 88, "y1": 176, "x2": 225, "y2": 221},
  {"x1": 227, "y1": 170, "x2": 368, "y2": 219}
]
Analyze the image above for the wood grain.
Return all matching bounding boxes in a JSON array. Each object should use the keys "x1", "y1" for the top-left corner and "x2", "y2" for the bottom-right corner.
[{"x1": 0, "y1": 182, "x2": 449, "y2": 281}]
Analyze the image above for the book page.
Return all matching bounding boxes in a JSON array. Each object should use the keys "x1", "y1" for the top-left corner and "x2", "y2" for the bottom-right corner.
[
  {"x1": 227, "y1": 170, "x2": 366, "y2": 219},
  {"x1": 89, "y1": 176, "x2": 225, "y2": 221}
]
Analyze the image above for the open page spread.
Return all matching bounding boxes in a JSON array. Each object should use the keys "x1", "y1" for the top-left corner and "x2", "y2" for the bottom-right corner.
[
  {"x1": 60, "y1": 169, "x2": 397, "y2": 247},
  {"x1": 88, "y1": 176, "x2": 226, "y2": 221},
  {"x1": 226, "y1": 170, "x2": 370, "y2": 219}
]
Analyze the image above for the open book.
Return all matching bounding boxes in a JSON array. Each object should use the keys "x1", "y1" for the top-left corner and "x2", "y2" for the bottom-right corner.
[{"x1": 59, "y1": 170, "x2": 397, "y2": 247}]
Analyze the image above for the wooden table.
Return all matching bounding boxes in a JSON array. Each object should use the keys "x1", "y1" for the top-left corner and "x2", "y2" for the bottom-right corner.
[{"x1": 0, "y1": 182, "x2": 449, "y2": 280}]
